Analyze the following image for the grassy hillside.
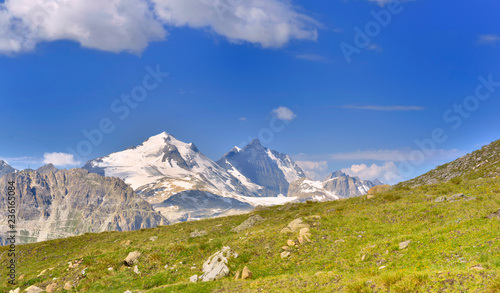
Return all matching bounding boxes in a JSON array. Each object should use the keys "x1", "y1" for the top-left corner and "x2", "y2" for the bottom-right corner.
[{"x1": 2, "y1": 176, "x2": 500, "y2": 292}]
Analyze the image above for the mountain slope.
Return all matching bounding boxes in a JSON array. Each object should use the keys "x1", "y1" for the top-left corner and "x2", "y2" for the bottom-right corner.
[
  {"x1": 0, "y1": 160, "x2": 16, "y2": 178},
  {"x1": 217, "y1": 139, "x2": 305, "y2": 197},
  {"x1": 0, "y1": 169, "x2": 168, "y2": 245},
  {"x1": 403, "y1": 139, "x2": 500, "y2": 187}
]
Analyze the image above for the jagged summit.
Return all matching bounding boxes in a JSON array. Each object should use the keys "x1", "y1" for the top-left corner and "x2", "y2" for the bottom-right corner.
[
  {"x1": 0, "y1": 160, "x2": 16, "y2": 178},
  {"x1": 217, "y1": 139, "x2": 305, "y2": 197},
  {"x1": 325, "y1": 171, "x2": 347, "y2": 180}
]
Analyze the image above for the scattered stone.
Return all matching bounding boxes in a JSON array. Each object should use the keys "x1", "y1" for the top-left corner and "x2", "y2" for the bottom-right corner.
[
  {"x1": 45, "y1": 283, "x2": 58, "y2": 293},
  {"x1": 487, "y1": 209, "x2": 500, "y2": 220},
  {"x1": 9, "y1": 288, "x2": 20, "y2": 293},
  {"x1": 282, "y1": 246, "x2": 289, "y2": 250},
  {"x1": 108, "y1": 267, "x2": 114, "y2": 271},
  {"x1": 286, "y1": 218, "x2": 310, "y2": 232},
  {"x1": 361, "y1": 255, "x2": 366, "y2": 261},
  {"x1": 241, "y1": 266, "x2": 252, "y2": 280},
  {"x1": 133, "y1": 265, "x2": 140, "y2": 275},
  {"x1": 24, "y1": 286, "x2": 43, "y2": 293},
  {"x1": 200, "y1": 246, "x2": 234, "y2": 282},
  {"x1": 190, "y1": 229, "x2": 208, "y2": 238},
  {"x1": 64, "y1": 281, "x2": 73, "y2": 290},
  {"x1": 470, "y1": 265, "x2": 484, "y2": 271},
  {"x1": 234, "y1": 270, "x2": 241, "y2": 279},
  {"x1": 297, "y1": 235, "x2": 304, "y2": 245},
  {"x1": 37, "y1": 269, "x2": 47, "y2": 277},
  {"x1": 379, "y1": 266, "x2": 386, "y2": 270},
  {"x1": 190, "y1": 275, "x2": 199, "y2": 283},
  {"x1": 121, "y1": 240, "x2": 131, "y2": 246},
  {"x1": 280, "y1": 251, "x2": 291, "y2": 259},
  {"x1": 18, "y1": 274, "x2": 25, "y2": 280},
  {"x1": 399, "y1": 240, "x2": 411, "y2": 250},
  {"x1": 149, "y1": 236, "x2": 158, "y2": 241},
  {"x1": 164, "y1": 264, "x2": 168, "y2": 269},
  {"x1": 124, "y1": 251, "x2": 141, "y2": 266},
  {"x1": 287, "y1": 239, "x2": 295, "y2": 247},
  {"x1": 299, "y1": 227, "x2": 311, "y2": 237},
  {"x1": 435, "y1": 196, "x2": 447, "y2": 203},
  {"x1": 232, "y1": 214, "x2": 265, "y2": 233},
  {"x1": 68, "y1": 258, "x2": 83, "y2": 269},
  {"x1": 280, "y1": 227, "x2": 292, "y2": 234}
]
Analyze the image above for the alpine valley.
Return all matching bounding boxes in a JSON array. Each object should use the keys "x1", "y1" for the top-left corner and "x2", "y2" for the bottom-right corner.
[{"x1": 1, "y1": 132, "x2": 383, "y2": 244}]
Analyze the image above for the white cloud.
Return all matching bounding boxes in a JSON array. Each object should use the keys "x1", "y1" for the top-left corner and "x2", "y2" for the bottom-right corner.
[
  {"x1": 329, "y1": 149, "x2": 463, "y2": 162},
  {"x1": 296, "y1": 160, "x2": 327, "y2": 180},
  {"x1": 343, "y1": 105, "x2": 424, "y2": 111},
  {"x1": 271, "y1": 106, "x2": 297, "y2": 121},
  {"x1": 478, "y1": 34, "x2": 500, "y2": 45},
  {"x1": 43, "y1": 152, "x2": 80, "y2": 166},
  {"x1": 295, "y1": 54, "x2": 326, "y2": 62},
  {"x1": 342, "y1": 162, "x2": 401, "y2": 184},
  {"x1": 0, "y1": 0, "x2": 319, "y2": 55}
]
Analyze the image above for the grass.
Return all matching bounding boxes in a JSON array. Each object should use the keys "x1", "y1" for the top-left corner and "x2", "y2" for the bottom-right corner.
[{"x1": 1, "y1": 177, "x2": 500, "y2": 292}]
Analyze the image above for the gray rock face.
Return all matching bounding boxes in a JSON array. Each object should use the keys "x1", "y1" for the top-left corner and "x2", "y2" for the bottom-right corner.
[
  {"x1": 231, "y1": 214, "x2": 265, "y2": 233},
  {"x1": 200, "y1": 246, "x2": 234, "y2": 282},
  {"x1": 0, "y1": 160, "x2": 16, "y2": 178},
  {"x1": 36, "y1": 164, "x2": 58, "y2": 175},
  {"x1": 287, "y1": 172, "x2": 382, "y2": 200},
  {"x1": 217, "y1": 139, "x2": 305, "y2": 197},
  {"x1": 0, "y1": 169, "x2": 168, "y2": 245}
]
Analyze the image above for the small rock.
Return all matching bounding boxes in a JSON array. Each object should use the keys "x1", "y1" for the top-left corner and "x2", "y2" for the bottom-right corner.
[
  {"x1": 231, "y1": 214, "x2": 265, "y2": 233},
  {"x1": 435, "y1": 196, "x2": 447, "y2": 203},
  {"x1": 281, "y1": 251, "x2": 291, "y2": 259},
  {"x1": 133, "y1": 265, "x2": 140, "y2": 275},
  {"x1": 449, "y1": 193, "x2": 465, "y2": 200},
  {"x1": 124, "y1": 291, "x2": 132, "y2": 293},
  {"x1": 234, "y1": 270, "x2": 240, "y2": 280},
  {"x1": 361, "y1": 255, "x2": 366, "y2": 261},
  {"x1": 190, "y1": 275, "x2": 199, "y2": 283},
  {"x1": 379, "y1": 266, "x2": 386, "y2": 270},
  {"x1": 399, "y1": 240, "x2": 411, "y2": 250},
  {"x1": 64, "y1": 282, "x2": 73, "y2": 290},
  {"x1": 200, "y1": 246, "x2": 234, "y2": 282},
  {"x1": 18, "y1": 274, "x2": 25, "y2": 280},
  {"x1": 280, "y1": 227, "x2": 292, "y2": 234},
  {"x1": 24, "y1": 285, "x2": 43, "y2": 293},
  {"x1": 241, "y1": 266, "x2": 252, "y2": 280},
  {"x1": 287, "y1": 218, "x2": 310, "y2": 232},
  {"x1": 124, "y1": 251, "x2": 141, "y2": 266},
  {"x1": 190, "y1": 229, "x2": 208, "y2": 238},
  {"x1": 108, "y1": 267, "x2": 114, "y2": 271},
  {"x1": 282, "y1": 246, "x2": 289, "y2": 250},
  {"x1": 287, "y1": 239, "x2": 295, "y2": 247},
  {"x1": 470, "y1": 265, "x2": 484, "y2": 270},
  {"x1": 121, "y1": 240, "x2": 131, "y2": 246},
  {"x1": 149, "y1": 236, "x2": 158, "y2": 241},
  {"x1": 45, "y1": 283, "x2": 58, "y2": 293},
  {"x1": 299, "y1": 227, "x2": 311, "y2": 237},
  {"x1": 297, "y1": 235, "x2": 304, "y2": 245},
  {"x1": 164, "y1": 264, "x2": 169, "y2": 269},
  {"x1": 37, "y1": 269, "x2": 47, "y2": 277},
  {"x1": 9, "y1": 288, "x2": 20, "y2": 293}
]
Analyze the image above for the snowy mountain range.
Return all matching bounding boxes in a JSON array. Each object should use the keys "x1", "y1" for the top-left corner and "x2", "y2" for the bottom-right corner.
[{"x1": 82, "y1": 132, "x2": 383, "y2": 222}]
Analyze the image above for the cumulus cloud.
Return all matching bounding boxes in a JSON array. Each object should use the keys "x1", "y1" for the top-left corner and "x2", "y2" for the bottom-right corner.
[
  {"x1": 342, "y1": 162, "x2": 401, "y2": 184},
  {"x1": 0, "y1": 0, "x2": 319, "y2": 55},
  {"x1": 43, "y1": 152, "x2": 80, "y2": 166},
  {"x1": 296, "y1": 160, "x2": 327, "y2": 180},
  {"x1": 342, "y1": 105, "x2": 424, "y2": 111},
  {"x1": 271, "y1": 106, "x2": 297, "y2": 121}
]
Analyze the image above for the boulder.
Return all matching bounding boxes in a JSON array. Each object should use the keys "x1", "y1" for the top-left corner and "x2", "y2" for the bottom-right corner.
[
  {"x1": 24, "y1": 286, "x2": 43, "y2": 293},
  {"x1": 231, "y1": 214, "x2": 265, "y2": 233},
  {"x1": 241, "y1": 266, "x2": 252, "y2": 280},
  {"x1": 200, "y1": 246, "x2": 234, "y2": 282},
  {"x1": 280, "y1": 227, "x2": 292, "y2": 234},
  {"x1": 190, "y1": 229, "x2": 208, "y2": 238},
  {"x1": 367, "y1": 185, "x2": 391, "y2": 195},
  {"x1": 124, "y1": 251, "x2": 141, "y2": 266},
  {"x1": 45, "y1": 283, "x2": 58, "y2": 293}
]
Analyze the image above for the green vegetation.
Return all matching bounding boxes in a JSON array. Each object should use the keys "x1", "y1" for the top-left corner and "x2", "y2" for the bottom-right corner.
[{"x1": 2, "y1": 175, "x2": 500, "y2": 292}]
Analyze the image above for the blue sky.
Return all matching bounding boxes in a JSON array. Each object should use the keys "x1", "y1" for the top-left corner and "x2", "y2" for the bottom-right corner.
[{"x1": 0, "y1": 0, "x2": 499, "y2": 183}]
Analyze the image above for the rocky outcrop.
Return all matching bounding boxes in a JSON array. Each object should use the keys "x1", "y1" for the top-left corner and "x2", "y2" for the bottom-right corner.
[
  {"x1": 199, "y1": 246, "x2": 237, "y2": 282},
  {"x1": 231, "y1": 214, "x2": 265, "y2": 233},
  {"x1": 0, "y1": 160, "x2": 16, "y2": 178},
  {"x1": 0, "y1": 169, "x2": 168, "y2": 245}
]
